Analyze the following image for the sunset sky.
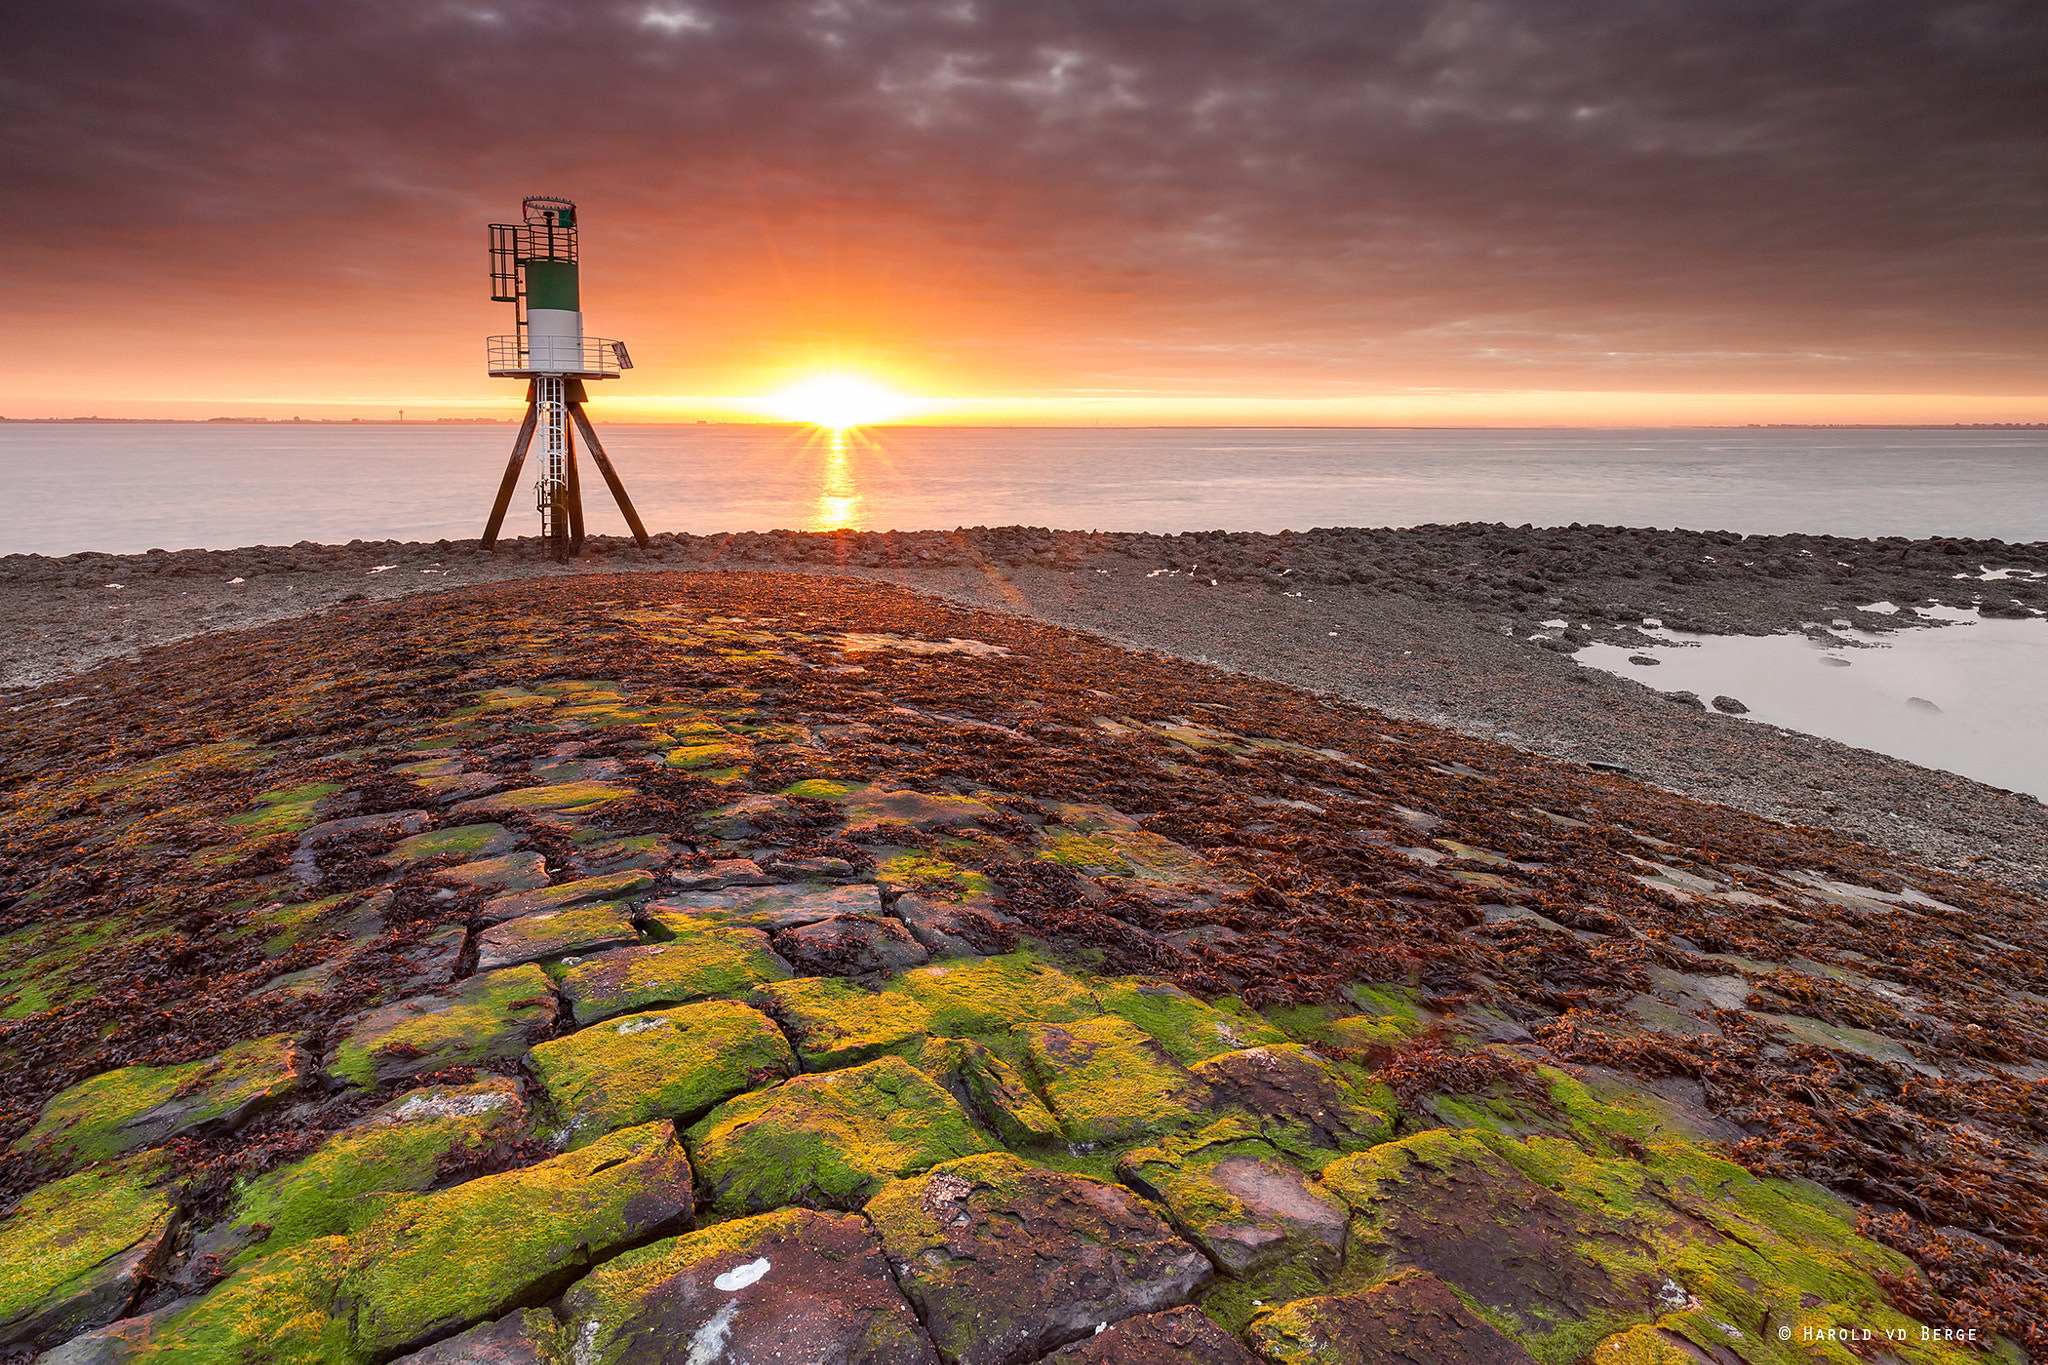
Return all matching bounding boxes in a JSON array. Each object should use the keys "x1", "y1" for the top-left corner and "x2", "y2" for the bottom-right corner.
[{"x1": 3, "y1": 1, "x2": 2044, "y2": 425}]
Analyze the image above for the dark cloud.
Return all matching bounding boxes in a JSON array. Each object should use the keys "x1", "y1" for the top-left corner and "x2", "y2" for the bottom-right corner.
[{"x1": 5, "y1": 0, "x2": 2045, "y2": 391}]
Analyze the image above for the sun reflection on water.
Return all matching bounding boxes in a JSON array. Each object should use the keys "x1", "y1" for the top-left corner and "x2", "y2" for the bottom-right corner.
[{"x1": 810, "y1": 428, "x2": 862, "y2": 530}]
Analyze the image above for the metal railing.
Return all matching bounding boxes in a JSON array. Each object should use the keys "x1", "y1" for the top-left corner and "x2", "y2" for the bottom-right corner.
[{"x1": 486, "y1": 335, "x2": 632, "y2": 377}]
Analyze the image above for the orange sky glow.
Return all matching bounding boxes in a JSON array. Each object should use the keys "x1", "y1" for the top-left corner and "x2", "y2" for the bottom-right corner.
[{"x1": 4, "y1": 3, "x2": 2043, "y2": 427}]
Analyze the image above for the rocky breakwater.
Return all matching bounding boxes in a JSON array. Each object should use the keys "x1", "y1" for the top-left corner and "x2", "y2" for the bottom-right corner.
[{"x1": 2, "y1": 572, "x2": 2044, "y2": 1363}]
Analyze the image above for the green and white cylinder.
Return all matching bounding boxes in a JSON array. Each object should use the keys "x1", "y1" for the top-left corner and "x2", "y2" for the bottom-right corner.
[{"x1": 524, "y1": 259, "x2": 582, "y2": 373}]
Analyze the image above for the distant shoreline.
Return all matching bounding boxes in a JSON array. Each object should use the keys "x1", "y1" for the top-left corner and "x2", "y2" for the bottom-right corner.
[{"x1": 2, "y1": 417, "x2": 2043, "y2": 430}]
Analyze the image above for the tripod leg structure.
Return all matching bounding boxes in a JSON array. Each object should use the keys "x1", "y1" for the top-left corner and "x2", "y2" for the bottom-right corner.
[
  {"x1": 568, "y1": 403, "x2": 651, "y2": 547},
  {"x1": 481, "y1": 382, "x2": 539, "y2": 550},
  {"x1": 565, "y1": 417, "x2": 586, "y2": 559}
]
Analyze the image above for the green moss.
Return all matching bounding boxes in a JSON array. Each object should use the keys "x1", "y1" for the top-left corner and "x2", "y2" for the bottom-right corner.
[
  {"x1": 0, "y1": 920, "x2": 120, "y2": 1019},
  {"x1": 897, "y1": 953, "x2": 1100, "y2": 1038},
  {"x1": 1117, "y1": 1116, "x2": 1347, "y2": 1277},
  {"x1": 666, "y1": 740, "x2": 750, "y2": 770},
  {"x1": 874, "y1": 853, "x2": 996, "y2": 900},
  {"x1": 686, "y1": 1056, "x2": 996, "y2": 1214},
  {"x1": 1199, "y1": 1256, "x2": 1338, "y2": 1337},
  {"x1": 1021, "y1": 1016, "x2": 1210, "y2": 1145},
  {"x1": 211, "y1": 1079, "x2": 527, "y2": 1269},
  {"x1": 342, "y1": 1121, "x2": 693, "y2": 1358},
  {"x1": 1095, "y1": 979, "x2": 1287, "y2": 1065},
  {"x1": 782, "y1": 778, "x2": 855, "y2": 800},
  {"x1": 14, "y1": 1033, "x2": 306, "y2": 1169},
  {"x1": 530, "y1": 1000, "x2": 795, "y2": 1147},
  {"x1": 328, "y1": 966, "x2": 554, "y2": 1088},
  {"x1": 559, "y1": 926, "x2": 793, "y2": 1026},
  {"x1": 914, "y1": 1036, "x2": 1062, "y2": 1147},
  {"x1": 227, "y1": 781, "x2": 345, "y2": 836},
  {"x1": 385, "y1": 823, "x2": 518, "y2": 862},
  {"x1": 753, "y1": 976, "x2": 933, "y2": 1071},
  {"x1": 1188, "y1": 1045, "x2": 1396, "y2": 1170},
  {"x1": 461, "y1": 782, "x2": 634, "y2": 816},
  {"x1": 0, "y1": 1152, "x2": 180, "y2": 1344},
  {"x1": 1032, "y1": 827, "x2": 1210, "y2": 882},
  {"x1": 140, "y1": 1237, "x2": 360, "y2": 1365}
]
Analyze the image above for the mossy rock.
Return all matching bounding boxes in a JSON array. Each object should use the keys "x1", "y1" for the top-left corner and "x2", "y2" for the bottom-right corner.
[
  {"x1": 529, "y1": 1000, "x2": 795, "y2": 1148},
  {"x1": 195, "y1": 1078, "x2": 528, "y2": 1273},
  {"x1": 0, "y1": 1152, "x2": 184, "y2": 1351},
  {"x1": 1246, "y1": 1269, "x2": 1538, "y2": 1365},
  {"x1": 451, "y1": 781, "x2": 633, "y2": 818},
  {"x1": 1037, "y1": 1306, "x2": 1258, "y2": 1365},
  {"x1": 646, "y1": 882, "x2": 883, "y2": 933},
  {"x1": 385, "y1": 1308, "x2": 566, "y2": 1364},
  {"x1": 13, "y1": 1033, "x2": 310, "y2": 1170},
  {"x1": 834, "y1": 784, "x2": 1001, "y2": 836},
  {"x1": 753, "y1": 976, "x2": 934, "y2": 1071},
  {"x1": 916, "y1": 1036, "x2": 1062, "y2": 1148},
  {"x1": 1189, "y1": 1044, "x2": 1397, "y2": 1168},
  {"x1": 686, "y1": 1055, "x2": 996, "y2": 1215},
  {"x1": 865, "y1": 1152, "x2": 1214, "y2": 1365},
  {"x1": 1032, "y1": 826, "x2": 1211, "y2": 883},
  {"x1": 328, "y1": 966, "x2": 557, "y2": 1088},
  {"x1": 1317, "y1": 1099, "x2": 1977, "y2": 1365},
  {"x1": 227, "y1": 781, "x2": 346, "y2": 838},
  {"x1": 474, "y1": 901, "x2": 640, "y2": 971},
  {"x1": 559, "y1": 926, "x2": 793, "y2": 1026},
  {"x1": 1021, "y1": 1016, "x2": 1211, "y2": 1146},
  {"x1": 384, "y1": 822, "x2": 520, "y2": 864},
  {"x1": 481, "y1": 870, "x2": 653, "y2": 925},
  {"x1": 98, "y1": 1236, "x2": 360, "y2": 1365},
  {"x1": 342, "y1": 1120, "x2": 693, "y2": 1358},
  {"x1": 558, "y1": 1208, "x2": 936, "y2": 1365},
  {"x1": 1117, "y1": 1117, "x2": 1348, "y2": 1277},
  {"x1": 896, "y1": 953, "x2": 1100, "y2": 1038},
  {"x1": 1095, "y1": 979, "x2": 1286, "y2": 1065}
]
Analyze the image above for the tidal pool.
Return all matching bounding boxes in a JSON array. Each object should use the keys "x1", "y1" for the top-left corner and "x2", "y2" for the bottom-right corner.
[{"x1": 1574, "y1": 606, "x2": 2048, "y2": 799}]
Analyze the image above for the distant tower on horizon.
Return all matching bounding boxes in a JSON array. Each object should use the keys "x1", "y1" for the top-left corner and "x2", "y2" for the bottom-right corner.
[{"x1": 480, "y1": 195, "x2": 649, "y2": 561}]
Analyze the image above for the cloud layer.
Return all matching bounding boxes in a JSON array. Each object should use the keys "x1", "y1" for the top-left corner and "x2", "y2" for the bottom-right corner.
[{"x1": 5, "y1": 0, "x2": 2045, "y2": 407}]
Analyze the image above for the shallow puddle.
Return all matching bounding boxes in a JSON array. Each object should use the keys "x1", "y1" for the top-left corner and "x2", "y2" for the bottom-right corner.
[{"x1": 1576, "y1": 609, "x2": 2048, "y2": 798}]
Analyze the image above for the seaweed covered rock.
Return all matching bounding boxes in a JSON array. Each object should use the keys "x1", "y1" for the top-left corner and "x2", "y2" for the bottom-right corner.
[
  {"x1": 1038, "y1": 1306, "x2": 1258, "y2": 1365},
  {"x1": 559, "y1": 1207, "x2": 938, "y2": 1365},
  {"x1": 327, "y1": 965, "x2": 557, "y2": 1087},
  {"x1": 1116, "y1": 1118, "x2": 1348, "y2": 1276},
  {"x1": 1021, "y1": 1017, "x2": 1211, "y2": 1145},
  {"x1": 184, "y1": 1077, "x2": 529, "y2": 1278},
  {"x1": 529, "y1": 1000, "x2": 795, "y2": 1148},
  {"x1": 890, "y1": 892, "x2": 1022, "y2": 958},
  {"x1": 1246, "y1": 1269, "x2": 1537, "y2": 1365},
  {"x1": 1189, "y1": 1043, "x2": 1397, "y2": 1166},
  {"x1": 774, "y1": 913, "x2": 930, "y2": 975},
  {"x1": 387, "y1": 1308, "x2": 565, "y2": 1364},
  {"x1": 0, "y1": 1152, "x2": 183, "y2": 1351},
  {"x1": 560, "y1": 927, "x2": 792, "y2": 1026},
  {"x1": 686, "y1": 1055, "x2": 995, "y2": 1214},
  {"x1": 12, "y1": 1034, "x2": 310, "y2": 1170},
  {"x1": 865, "y1": 1153, "x2": 1213, "y2": 1365}
]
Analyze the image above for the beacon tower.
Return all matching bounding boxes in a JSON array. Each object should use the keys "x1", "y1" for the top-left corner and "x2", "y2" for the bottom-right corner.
[{"x1": 481, "y1": 195, "x2": 649, "y2": 561}]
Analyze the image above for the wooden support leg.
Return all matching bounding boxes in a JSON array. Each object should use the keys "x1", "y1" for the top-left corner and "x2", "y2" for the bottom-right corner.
[
  {"x1": 565, "y1": 417, "x2": 586, "y2": 559},
  {"x1": 481, "y1": 382, "x2": 538, "y2": 550},
  {"x1": 568, "y1": 403, "x2": 651, "y2": 546}
]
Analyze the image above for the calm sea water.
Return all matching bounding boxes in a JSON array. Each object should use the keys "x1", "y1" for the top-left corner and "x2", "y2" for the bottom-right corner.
[{"x1": 2, "y1": 424, "x2": 2043, "y2": 556}]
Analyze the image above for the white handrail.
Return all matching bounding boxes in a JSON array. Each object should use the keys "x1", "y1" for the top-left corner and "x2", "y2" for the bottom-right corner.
[{"x1": 486, "y1": 335, "x2": 630, "y2": 377}]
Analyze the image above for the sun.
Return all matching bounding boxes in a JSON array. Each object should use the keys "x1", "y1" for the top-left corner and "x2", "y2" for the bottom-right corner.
[{"x1": 759, "y1": 374, "x2": 919, "y2": 429}]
